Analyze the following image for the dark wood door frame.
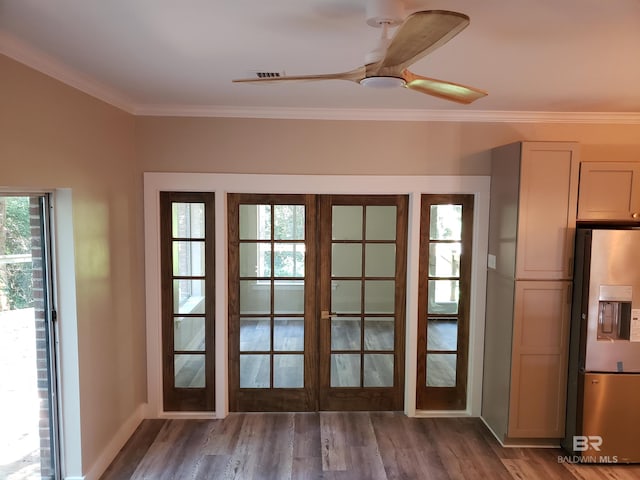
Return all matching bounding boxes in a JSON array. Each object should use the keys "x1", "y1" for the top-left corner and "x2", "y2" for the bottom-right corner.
[{"x1": 416, "y1": 194, "x2": 474, "y2": 410}]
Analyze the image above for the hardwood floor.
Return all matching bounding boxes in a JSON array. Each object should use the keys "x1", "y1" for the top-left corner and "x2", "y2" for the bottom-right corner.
[{"x1": 101, "y1": 413, "x2": 640, "y2": 479}]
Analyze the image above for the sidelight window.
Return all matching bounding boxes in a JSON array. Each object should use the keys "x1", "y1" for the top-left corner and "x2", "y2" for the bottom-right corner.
[
  {"x1": 160, "y1": 192, "x2": 215, "y2": 411},
  {"x1": 416, "y1": 194, "x2": 473, "y2": 410}
]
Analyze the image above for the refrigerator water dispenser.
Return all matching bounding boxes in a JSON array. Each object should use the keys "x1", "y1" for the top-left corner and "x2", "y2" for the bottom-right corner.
[{"x1": 598, "y1": 301, "x2": 631, "y2": 340}]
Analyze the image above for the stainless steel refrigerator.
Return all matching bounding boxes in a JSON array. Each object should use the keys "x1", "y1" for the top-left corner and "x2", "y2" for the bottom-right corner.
[{"x1": 563, "y1": 227, "x2": 640, "y2": 463}]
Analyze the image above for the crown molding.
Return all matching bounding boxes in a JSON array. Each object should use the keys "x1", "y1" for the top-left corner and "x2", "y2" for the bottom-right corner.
[
  {"x1": 0, "y1": 30, "x2": 135, "y2": 113},
  {"x1": 134, "y1": 104, "x2": 640, "y2": 124},
  {"x1": 3, "y1": 30, "x2": 640, "y2": 124}
]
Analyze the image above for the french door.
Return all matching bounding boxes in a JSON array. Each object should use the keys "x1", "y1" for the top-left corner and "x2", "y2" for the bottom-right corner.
[
  {"x1": 318, "y1": 195, "x2": 407, "y2": 410},
  {"x1": 228, "y1": 194, "x2": 407, "y2": 411},
  {"x1": 227, "y1": 194, "x2": 317, "y2": 411}
]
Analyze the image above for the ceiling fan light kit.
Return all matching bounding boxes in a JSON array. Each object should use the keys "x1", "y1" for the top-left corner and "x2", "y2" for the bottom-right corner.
[
  {"x1": 233, "y1": 0, "x2": 487, "y2": 104},
  {"x1": 360, "y1": 76, "x2": 406, "y2": 88}
]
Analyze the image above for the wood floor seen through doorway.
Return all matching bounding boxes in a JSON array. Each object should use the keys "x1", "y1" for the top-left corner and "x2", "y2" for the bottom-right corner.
[{"x1": 101, "y1": 412, "x2": 640, "y2": 479}]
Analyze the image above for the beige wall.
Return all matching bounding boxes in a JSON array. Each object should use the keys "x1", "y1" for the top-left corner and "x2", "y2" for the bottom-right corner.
[
  {"x1": 136, "y1": 116, "x2": 492, "y2": 175},
  {"x1": 136, "y1": 116, "x2": 640, "y2": 175},
  {"x1": 0, "y1": 54, "x2": 145, "y2": 475}
]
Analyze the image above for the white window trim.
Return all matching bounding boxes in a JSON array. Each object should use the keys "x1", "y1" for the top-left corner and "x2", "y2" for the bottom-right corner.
[{"x1": 143, "y1": 173, "x2": 490, "y2": 419}]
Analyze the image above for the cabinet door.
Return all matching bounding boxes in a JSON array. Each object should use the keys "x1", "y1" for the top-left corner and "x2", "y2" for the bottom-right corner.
[
  {"x1": 516, "y1": 142, "x2": 579, "y2": 280},
  {"x1": 577, "y1": 162, "x2": 640, "y2": 221},
  {"x1": 508, "y1": 280, "x2": 571, "y2": 438}
]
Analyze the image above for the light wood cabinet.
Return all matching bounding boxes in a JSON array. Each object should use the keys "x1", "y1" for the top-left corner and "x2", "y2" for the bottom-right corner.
[
  {"x1": 577, "y1": 161, "x2": 640, "y2": 221},
  {"x1": 508, "y1": 281, "x2": 571, "y2": 438},
  {"x1": 482, "y1": 141, "x2": 579, "y2": 444},
  {"x1": 516, "y1": 144, "x2": 579, "y2": 279}
]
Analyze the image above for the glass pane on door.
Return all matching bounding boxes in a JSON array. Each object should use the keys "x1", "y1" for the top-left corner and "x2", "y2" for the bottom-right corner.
[
  {"x1": 273, "y1": 354, "x2": 303, "y2": 388},
  {"x1": 365, "y1": 244, "x2": 395, "y2": 276},
  {"x1": 239, "y1": 205, "x2": 271, "y2": 240},
  {"x1": 239, "y1": 354, "x2": 270, "y2": 388},
  {"x1": 429, "y1": 205, "x2": 462, "y2": 240},
  {"x1": 274, "y1": 205, "x2": 305, "y2": 240},
  {"x1": 429, "y1": 243, "x2": 460, "y2": 277},
  {"x1": 331, "y1": 280, "x2": 361, "y2": 313},
  {"x1": 364, "y1": 354, "x2": 394, "y2": 387},
  {"x1": 239, "y1": 317, "x2": 270, "y2": 351},
  {"x1": 427, "y1": 318, "x2": 458, "y2": 351},
  {"x1": 427, "y1": 279, "x2": 459, "y2": 315},
  {"x1": 174, "y1": 317, "x2": 205, "y2": 351},
  {"x1": 331, "y1": 244, "x2": 361, "y2": 276},
  {"x1": 172, "y1": 241, "x2": 205, "y2": 276},
  {"x1": 172, "y1": 203, "x2": 205, "y2": 238},
  {"x1": 365, "y1": 206, "x2": 397, "y2": 240},
  {"x1": 364, "y1": 318, "x2": 394, "y2": 350},
  {"x1": 332, "y1": 206, "x2": 362, "y2": 240},
  {"x1": 331, "y1": 354, "x2": 361, "y2": 387},
  {"x1": 274, "y1": 317, "x2": 304, "y2": 351},
  {"x1": 175, "y1": 354, "x2": 206, "y2": 388},
  {"x1": 364, "y1": 280, "x2": 395, "y2": 313},
  {"x1": 426, "y1": 353, "x2": 457, "y2": 387},
  {"x1": 331, "y1": 317, "x2": 361, "y2": 350}
]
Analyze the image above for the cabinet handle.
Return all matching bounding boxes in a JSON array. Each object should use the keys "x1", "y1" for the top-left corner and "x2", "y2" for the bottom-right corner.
[{"x1": 632, "y1": 212, "x2": 640, "y2": 220}]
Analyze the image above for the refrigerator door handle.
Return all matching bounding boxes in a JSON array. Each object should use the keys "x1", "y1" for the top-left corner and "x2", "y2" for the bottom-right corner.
[{"x1": 568, "y1": 256, "x2": 574, "y2": 275}]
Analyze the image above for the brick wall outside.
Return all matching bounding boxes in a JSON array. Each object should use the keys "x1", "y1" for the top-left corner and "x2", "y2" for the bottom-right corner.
[{"x1": 29, "y1": 198, "x2": 53, "y2": 479}]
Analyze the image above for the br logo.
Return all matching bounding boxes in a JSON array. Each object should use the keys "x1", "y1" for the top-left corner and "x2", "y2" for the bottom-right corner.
[{"x1": 573, "y1": 435, "x2": 603, "y2": 452}]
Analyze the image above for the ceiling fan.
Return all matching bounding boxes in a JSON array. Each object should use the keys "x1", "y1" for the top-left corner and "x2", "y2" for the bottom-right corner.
[{"x1": 232, "y1": 0, "x2": 487, "y2": 104}]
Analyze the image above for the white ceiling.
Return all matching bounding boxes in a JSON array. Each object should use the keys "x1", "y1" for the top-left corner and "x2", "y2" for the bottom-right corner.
[{"x1": 1, "y1": 0, "x2": 640, "y2": 121}]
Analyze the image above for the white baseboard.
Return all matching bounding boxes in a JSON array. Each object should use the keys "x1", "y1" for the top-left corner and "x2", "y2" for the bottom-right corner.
[
  {"x1": 82, "y1": 403, "x2": 147, "y2": 480},
  {"x1": 414, "y1": 409, "x2": 473, "y2": 418},
  {"x1": 157, "y1": 411, "x2": 218, "y2": 420}
]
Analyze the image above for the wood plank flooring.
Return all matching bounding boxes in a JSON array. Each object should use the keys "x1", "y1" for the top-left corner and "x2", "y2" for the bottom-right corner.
[{"x1": 100, "y1": 413, "x2": 640, "y2": 480}]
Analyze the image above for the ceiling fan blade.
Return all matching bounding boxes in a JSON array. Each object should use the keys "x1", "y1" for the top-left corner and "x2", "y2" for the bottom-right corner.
[
  {"x1": 233, "y1": 67, "x2": 365, "y2": 84},
  {"x1": 402, "y1": 70, "x2": 487, "y2": 104},
  {"x1": 378, "y1": 10, "x2": 469, "y2": 72}
]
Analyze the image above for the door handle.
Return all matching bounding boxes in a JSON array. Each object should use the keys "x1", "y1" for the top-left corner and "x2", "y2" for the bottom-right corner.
[{"x1": 320, "y1": 310, "x2": 337, "y2": 320}]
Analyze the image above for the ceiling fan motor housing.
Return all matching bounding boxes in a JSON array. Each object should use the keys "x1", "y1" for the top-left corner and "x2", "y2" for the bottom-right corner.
[{"x1": 366, "y1": 0, "x2": 404, "y2": 27}]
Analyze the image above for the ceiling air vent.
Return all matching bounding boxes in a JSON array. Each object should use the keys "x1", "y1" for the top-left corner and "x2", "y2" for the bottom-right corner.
[{"x1": 250, "y1": 71, "x2": 285, "y2": 79}]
